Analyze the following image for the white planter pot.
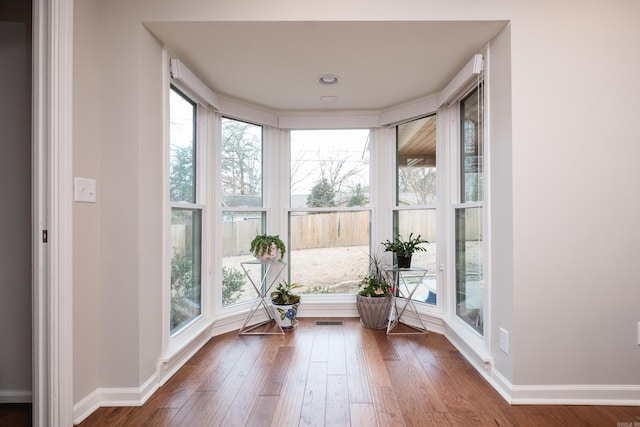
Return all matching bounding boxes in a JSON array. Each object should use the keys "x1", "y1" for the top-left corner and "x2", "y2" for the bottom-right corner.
[
  {"x1": 272, "y1": 302, "x2": 299, "y2": 329},
  {"x1": 256, "y1": 243, "x2": 280, "y2": 261}
]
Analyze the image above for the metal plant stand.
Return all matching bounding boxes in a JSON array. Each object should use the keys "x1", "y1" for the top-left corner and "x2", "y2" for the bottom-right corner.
[
  {"x1": 384, "y1": 267, "x2": 429, "y2": 335},
  {"x1": 239, "y1": 259, "x2": 287, "y2": 335}
]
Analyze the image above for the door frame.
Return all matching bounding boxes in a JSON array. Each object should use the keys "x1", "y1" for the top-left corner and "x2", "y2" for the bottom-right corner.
[{"x1": 33, "y1": 0, "x2": 74, "y2": 425}]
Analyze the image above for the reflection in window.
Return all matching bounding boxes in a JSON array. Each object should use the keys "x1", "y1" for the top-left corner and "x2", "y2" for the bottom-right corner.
[
  {"x1": 221, "y1": 211, "x2": 264, "y2": 307},
  {"x1": 169, "y1": 86, "x2": 196, "y2": 203},
  {"x1": 221, "y1": 117, "x2": 263, "y2": 207},
  {"x1": 169, "y1": 86, "x2": 202, "y2": 334},
  {"x1": 393, "y1": 209, "x2": 437, "y2": 304},
  {"x1": 397, "y1": 115, "x2": 437, "y2": 206},
  {"x1": 461, "y1": 85, "x2": 483, "y2": 203},
  {"x1": 170, "y1": 209, "x2": 202, "y2": 333},
  {"x1": 220, "y1": 117, "x2": 264, "y2": 307},
  {"x1": 395, "y1": 115, "x2": 438, "y2": 305},
  {"x1": 455, "y1": 207, "x2": 483, "y2": 333},
  {"x1": 456, "y1": 82, "x2": 484, "y2": 334}
]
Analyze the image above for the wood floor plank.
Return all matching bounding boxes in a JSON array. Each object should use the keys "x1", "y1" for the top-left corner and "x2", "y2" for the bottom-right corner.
[
  {"x1": 196, "y1": 335, "x2": 260, "y2": 391},
  {"x1": 170, "y1": 334, "x2": 266, "y2": 426},
  {"x1": 78, "y1": 406, "x2": 134, "y2": 427},
  {"x1": 167, "y1": 391, "x2": 216, "y2": 427},
  {"x1": 325, "y1": 374, "x2": 350, "y2": 427},
  {"x1": 370, "y1": 385, "x2": 405, "y2": 427},
  {"x1": 326, "y1": 325, "x2": 347, "y2": 375},
  {"x1": 388, "y1": 335, "x2": 448, "y2": 413},
  {"x1": 74, "y1": 318, "x2": 640, "y2": 427},
  {"x1": 299, "y1": 361, "x2": 328, "y2": 427},
  {"x1": 244, "y1": 395, "x2": 279, "y2": 427},
  {"x1": 0, "y1": 404, "x2": 31, "y2": 427},
  {"x1": 310, "y1": 323, "x2": 330, "y2": 362},
  {"x1": 385, "y1": 359, "x2": 436, "y2": 426},
  {"x1": 270, "y1": 327, "x2": 313, "y2": 426},
  {"x1": 259, "y1": 345, "x2": 294, "y2": 396},
  {"x1": 350, "y1": 402, "x2": 378, "y2": 427},
  {"x1": 361, "y1": 328, "x2": 392, "y2": 388},
  {"x1": 344, "y1": 322, "x2": 373, "y2": 404},
  {"x1": 140, "y1": 408, "x2": 179, "y2": 427}
]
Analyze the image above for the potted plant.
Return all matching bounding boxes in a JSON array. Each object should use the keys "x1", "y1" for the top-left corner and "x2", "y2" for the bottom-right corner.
[
  {"x1": 250, "y1": 234, "x2": 286, "y2": 261},
  {"x1": 270, "y1": 281, "x2": 301, "y2": 329},
  {"x1": 356, "y1": 251, "x2": 393, "y2": 329},
  {"x1": 382, "y1": 233, "x2": 428, "y2": 268}
]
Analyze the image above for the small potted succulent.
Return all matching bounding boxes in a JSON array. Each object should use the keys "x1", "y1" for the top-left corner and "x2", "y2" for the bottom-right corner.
[
  {"x1": 382, "y1": 233, "x2": 428, "y2": 268},
  {"x1": 356, "y1": 251, "x2": 393, "y2": 329},
  {"x1": 270, "y1": 281, "x2": 301, "y2": 329},
  {"x1": 249, "y1": 234, "x2": 286, "y2": 261}
]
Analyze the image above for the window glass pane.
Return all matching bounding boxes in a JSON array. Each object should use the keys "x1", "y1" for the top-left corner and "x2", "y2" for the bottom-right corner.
[
  {"x1": 455, "y1": 207, "x2": 483, "y2": 334},
  {"x1": 221, "y1": 117, "x2": 263, "y2": 207},
  {"x1": 170, "y1": 208, "x2": 202, "y2": 334},
  {"x1": 461, "y1": 85, "x2": 483, "y2": 203},
  {"x1": 169, "y1": 86, "x2": 196, "y2": 203},
  {"x1": 289, "y1": 211, "x2": 370, "y2": 294},
  {"x1": 290, "y1": 129, "x2": 370, "y2": 208},
  {"x1": 221, "y1": 211, "x2": 264, "y2": 307},
  {"x1": 393, "y1": 209, "x2": 437, "y2": 304},
  {"x1": 397, "y1": 115, "x2": 437, "y2": 205}
]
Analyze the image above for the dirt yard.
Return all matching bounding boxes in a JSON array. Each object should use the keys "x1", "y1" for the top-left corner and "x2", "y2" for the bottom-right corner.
[{"x1": 224, "y1": 243, "x2": 439, "y2": 298}]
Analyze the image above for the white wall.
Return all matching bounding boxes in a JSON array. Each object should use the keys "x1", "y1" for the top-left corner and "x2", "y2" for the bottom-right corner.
[
  {"x1": 0, "y1": 15, "x2": 32, "y2": 403},
  {"x1": 488, "y1": 23, "x2": 514, "y2": 382},
  {"x1": 73, "y1": 0, "x2": 640, "y2": 413},
  {"x1": 509, "y1": 2, "x2": 640, "y2": 389},
  {"x1": 73, "y1": 0, "x2": 101, "y2": 402}
]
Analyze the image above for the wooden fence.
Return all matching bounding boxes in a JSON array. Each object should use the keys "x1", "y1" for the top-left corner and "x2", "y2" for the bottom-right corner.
[{"x1": 174, "y1": 209, "x2": 480, "y2": 256}]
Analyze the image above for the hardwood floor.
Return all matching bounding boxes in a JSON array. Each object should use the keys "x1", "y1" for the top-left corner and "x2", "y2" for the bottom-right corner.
[
  {"x1": 0, "y1": 403, "x2": 31, "y2": 426},
  {"x1": 71, "y1": 318, "x2": 637, "y2": 426}
]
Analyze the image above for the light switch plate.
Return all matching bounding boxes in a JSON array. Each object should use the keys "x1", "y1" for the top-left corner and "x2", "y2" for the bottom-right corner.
[
  {"x1": 74, "y1": 177, "x2": 97, "y2": 203},
  {"x1": 499, "y1": 327, "x2": 509, "y2": 354}
]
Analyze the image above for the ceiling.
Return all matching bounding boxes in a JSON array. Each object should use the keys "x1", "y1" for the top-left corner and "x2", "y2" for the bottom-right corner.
[{"x1": 144, "y1": 21, "x2": 507, "y2": 113}]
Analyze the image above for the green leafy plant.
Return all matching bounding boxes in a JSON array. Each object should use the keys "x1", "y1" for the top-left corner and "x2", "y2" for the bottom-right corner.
[
  {"x1": 222, "y1": 266, "x2": 245, "y2": 306},
  {"x1": 358, "y1": 251, "x2": 393, "y2": 298},
  {"x1": 270, "y1": 281, "x2": 301, "y2": 305},
  {"x1": 249, "y1": 234, "x2": 286, "y2": 261},
  {"x1": 381, "y1": 233, "x2": 428, "y2": 257}
]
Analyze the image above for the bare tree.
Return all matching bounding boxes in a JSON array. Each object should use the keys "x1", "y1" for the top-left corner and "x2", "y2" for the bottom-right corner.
[
  {"x1": 221, "y1": 118, "x2": 261, "y2": 195},
  {"x1": 398, "y1": 167, "x2": 436, "y2": 205},
  {"x1": 317, "y1": 149, "x2": 365, "y2": 202}
]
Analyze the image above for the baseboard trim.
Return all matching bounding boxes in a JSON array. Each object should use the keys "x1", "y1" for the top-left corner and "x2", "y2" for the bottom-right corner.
[
  {"x1": 443, "y1": 322, "x2": 640, "y2": 407},
  {"x1": 510, "y1": 384, "x2": 640, "y2": 406},
  {"x1": 0, "y1": 390, "x2": 32, "y2": 404}
]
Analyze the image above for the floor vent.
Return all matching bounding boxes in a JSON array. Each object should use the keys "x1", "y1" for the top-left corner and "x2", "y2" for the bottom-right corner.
[{"x1": 315, "y1": 321, "x2": 343, "y2": 326}]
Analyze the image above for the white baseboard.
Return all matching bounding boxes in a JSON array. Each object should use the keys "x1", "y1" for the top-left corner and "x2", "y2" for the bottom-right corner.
[
  {"x1": 0, "y1": 389, "x2": 32, "y2": 404},
  {"x1": 511, "y1": 384, "x2": 640, "y2": 406},
  {"x1": 444, "y1": 322, "x2": 640, "y2": 407}
]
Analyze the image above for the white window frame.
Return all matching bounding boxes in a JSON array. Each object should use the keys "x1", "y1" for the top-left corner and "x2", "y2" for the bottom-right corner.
[
  {"x1": 392, "y1": 114, "x2": 442, "y2": 316},
  {"x1": 163, "y1": 75, "x2": 214, "y2": 360},
  {"x1": 440, "y1": 52, "x2": 492, "y2": 361},
  {"x1": 217, "y1": 115, "x2": 269, "y2": 313},
  {"x1": 161, "y1": 52, "x2": 492, "y2": 363}
]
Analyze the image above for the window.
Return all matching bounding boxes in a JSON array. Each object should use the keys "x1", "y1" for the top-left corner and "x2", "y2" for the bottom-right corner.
[
  {"x1": 220, "y1": 117, "x2": 264, "y2": 307},
  {"x1": 169, "y1": 86, "x2": 203, "y2": 333},
  {"x1": 289, "y1": 129, "x2": 371, "y2": 294},
  {"x1": 455, "y1": 84, "x2": 484, "y2": 334},
  {"x1": 395, "y1": 115, "x2": 438, "y2": 304}
]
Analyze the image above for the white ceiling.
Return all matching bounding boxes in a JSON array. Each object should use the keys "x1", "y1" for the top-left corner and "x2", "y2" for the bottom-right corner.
[{"x1": 144, "y1": 21, "x2": 507, "y2": 113}]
